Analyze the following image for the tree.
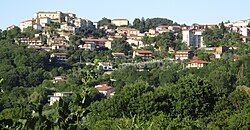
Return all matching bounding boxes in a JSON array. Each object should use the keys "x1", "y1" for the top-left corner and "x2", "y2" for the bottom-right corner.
[
  {"x1": 145, "y1": 18, "x2": 153, "y2": 31},
  {"x1": 133, "y1": 18, "x2": 141, "y2": 30},
  {"x1": 139, "y1": 17, "x2": 146, "y2": 33},
  {"x1": 22, "y1": 27, "x2": 38, "y2": 38},
  {"x1": 112, "y1": 38, "x2": 132, "y2": 55},
  {"x1": 171, "y1": 75, "x2": 215, "y2": 118},
  {"x1": 69, "y1": 34, "x2": 82, "y2": 50},
  {"x1": 98, "y1": 17, "x2": 111, "y2": 27}
]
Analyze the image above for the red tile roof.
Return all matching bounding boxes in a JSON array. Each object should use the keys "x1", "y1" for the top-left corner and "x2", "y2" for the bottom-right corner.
[
  {"x1": 96, "y1": 86, "x2": 113, "y2": 91},
  {"x1": 187, "y1": 60, "x2": 210, "y2": 64},
  {"x1": 135, "y1": 50, "x2": 153, "y2": 54}
]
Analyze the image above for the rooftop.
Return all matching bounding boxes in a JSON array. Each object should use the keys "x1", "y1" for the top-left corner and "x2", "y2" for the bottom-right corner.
[
  {"x1": 187, "y1": 60, "x2": 210, "y2": 64},
  {"x1": 95, "y1": 86, "x2": 113, "y2": 91},
  {"x1": 135, "y1": 50, "x2": 153, "y2": 54}
]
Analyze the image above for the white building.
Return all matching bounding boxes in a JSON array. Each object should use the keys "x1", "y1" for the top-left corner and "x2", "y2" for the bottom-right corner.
[
  {"x1": 19, "y1": 20, "x2": 34, "y2": 31},
  {"x1": 111, "y1": 19, "x2": 129, "y2": 26},
  {"x1": 34, "y1": 11, "x2": 76, "y2": 23},
  {"x1": 17, "y1": 38, "x2": 43, "y2": 46},
  {"x1": 50, "y1": 53, "x2": 67, "y2": 62},
  {"x1": 186, "y1": 60, "x2": 210, "y2": 69},
  {"x1": 182, "y1": 29, "x2": 204, "y2": 47},
  {"x1": 49, "y1": 92, "x2": 73, "y2": 105},
  {"x1": 95, "y1": 84, "x2": 114, "y2": 97},
  {"x1": 98, "y1": 62, "x2": 113, "y2": 71}
]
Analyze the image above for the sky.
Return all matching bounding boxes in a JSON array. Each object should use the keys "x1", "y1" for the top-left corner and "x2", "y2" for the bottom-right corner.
[{"x1": 0, "y1": 0, "x2": 249, "y2": 30}]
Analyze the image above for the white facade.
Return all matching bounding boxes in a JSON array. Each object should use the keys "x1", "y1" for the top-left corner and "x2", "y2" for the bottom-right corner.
[
  {"x1": 51, "y1": 53, "x2": 67, "y2": 62},
  {"x1": 111, "y1": 19, "x2": 129, "y2": 26},
  {"x1": 38, "y1": 17, "x2": 51, "y2": 27},
  {"x1": 20, "y1": 20, "x2": 33, "y2": 31},
  {"x1": 182, "y1": 29, "x2": 204, "y2": 47},
  {"x1": 49, "y1": 92, "x2": 73, "y2": 105},
  {"x1": 98, "y1": 62, "x2": 113, "y2": 71}
]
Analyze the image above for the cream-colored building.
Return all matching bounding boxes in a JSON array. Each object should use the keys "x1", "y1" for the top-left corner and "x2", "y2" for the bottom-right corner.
[
  {"x1": 111, "y1": 19, "x2": 129, "y2": 26},
  {"x1": 175, "y1": 50, "x2": 194, "y2": 60},
  {"x1": 133, "y1": 50, "x2": 153, "y2": 60},
  {"x1": 20, "y1": 20, "x2": 34, "y2": 31},
  {"x1": 34, "y1": 11, "x2": 76, "y2": 23},
  {"x1": 186, "y1": 60, "x2": 210, "y2": 69},
  {"x1": 116, "y1": 27, "x2": 140, "y2": 36}
]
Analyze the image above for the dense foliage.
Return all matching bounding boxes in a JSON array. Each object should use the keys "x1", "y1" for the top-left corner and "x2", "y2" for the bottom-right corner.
[{"x1": 0, "y1": 23, "x2": 250, "y2": 130}]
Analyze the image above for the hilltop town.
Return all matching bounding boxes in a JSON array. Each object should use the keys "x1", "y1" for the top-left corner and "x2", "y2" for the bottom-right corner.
[{"x1": 0, "y1": 11, "x2": 250, "y2": 129}]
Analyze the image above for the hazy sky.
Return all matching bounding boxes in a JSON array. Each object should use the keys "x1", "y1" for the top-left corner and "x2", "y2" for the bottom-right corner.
[{"x1": 0, "y1": 0, "x2": 249, "y2": 29}]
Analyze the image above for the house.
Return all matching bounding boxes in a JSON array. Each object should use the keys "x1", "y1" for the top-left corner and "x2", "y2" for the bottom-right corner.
[
  {"x1": 60, "y1": 22, "x2": 80, "y2": 33},
  {"x1": 52, "y1": 44, "x2": 67, "y2": 51},
  {"x1": 70, "y1": 18, "x2": 93, "y2": 28},
  {"x1": 175, "y1": 50, "x2": 194, "y2": 60},
  {"x1": 112, "y1": 53, "x2": 126, "y2": 59},
  {"x1": 104, "y1": 40, "x2": 112, "y2": 50},
  {"x1": 186, "y1": 60, "x2": 210, "y2": 69},
  {"x1": 53, "y1": 76, "x2": 67, "y2": 83},
  {"x1": 36, "y1": 17, "x2": 51, "y2": 27},
  {"x1": 49, "y1": 92, "x2": 73, "y2": 105},
  {"x1": 19, "y1": 19, "x2": 34, "y2": 31},
  {"x1": 133, "y1": 50, "x2": 153, "y2": 60},
  {"x1": 7, "y1": 25, "x2": 19, "y2": 30},
  {"x1": 50, "y1": 53, "x2": 67, "y2": 63},
  {"x1": 47, "y1": 37, "x2": 67, "y2": 46},
  {"x1": 214, "y1": 46, "x2": 229, "y2": 59},
  {"x1": 116, "y1": 27, "x2": 140, "y2": 36},
  {"x1": 17, "y1": 38, "x2": 43, "y2": 46},
  {"x1": 98, "y1": 62, "x2": 113, "y2": 71},
  {"x1": 111, "y1": 19, "x2": 129, "y2": 26},
  {"x1": 78, "y1": 42, "x2": 96, "y2": 51},
  {"x1": 126, "y1": 39, "x2": 144, "y2": 49},
  {"x1": 33, "y1": 46, "x2": 52, "y2": 52},
  {"x1": 95, "y1": 84, "x2": 114, "y2": 97}
]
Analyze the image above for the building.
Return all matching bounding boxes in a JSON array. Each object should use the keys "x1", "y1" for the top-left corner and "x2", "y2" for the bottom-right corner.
[
  {"x1": 50, "y1": 53, "x2": 67, "y2": 63},
  {"x1": 98, "y1": 62, "x2": 113, "y2": 71},
  {"x1": 133, "y1": 50, "x2": 153, "y2": 60},
  {"x1": 186, "y1": 60, "x2": 210, "y2": 69},
  {"x1": 53, "y1": 76, "x2": 67, "y2": 83},
  {"x1": 111, "y1": 19, "x2": 129, "y2": 26},
  {"x1": 78, "y1": 42, "x2": 96, "y2": 51},
  {"x1": 70, "y1": 18, "x2": 94, "y2": 28},
  {"x1": 17, "y1": 38, "x2": 43, "y2": 46},
  {"x1": 47, "y1": 37, "x2": 68, "y2": 46},
  {"x1": 104, "y1": 40, "x2": 112, "y2": 50},
  {"x1": 175, "y1": 50, "x2": 194, "y2": 60},
  {"x1": 214, "y1": 46, "x2": 229, "y2": 59},
  {"x1": 7, "y1": 25, "x2": 19, "y2": 30},
  {"x1": 37, "y1": 17, "x2": 51, "y2": 27},
  {"x1": 33, "y1": 46, "x2": 52, "y2": 52},
  {"x1": 95, "y1": 84, "x2": 114, "y2": 97},
  {"x1": 49, "y1": 92, "x2": 73, "y2": 105},
  {"x1": 112, "y1": 53, "x2": 126, "y2": 59},
  {"x1": 126, "y1": 39, "x2": 144, "y2": 49},
  {"x1": 19, "y1": 20, "x2": 34, "y2": 31},
  {"x1": 34, "y1": 11, "x2": 76, "y2": 23},
  {"x1": 182, "y1": 29, "x2": 204, "y2": 47},
  {"x1": 116, "y1": 27, "x2": 140, "y2": 36},
  {"x1": 52, "y1": 44, "x2": 67, "y2": 51},
  {"x1": 60, "y1": 22, "x2": 80, "y2": 33}
]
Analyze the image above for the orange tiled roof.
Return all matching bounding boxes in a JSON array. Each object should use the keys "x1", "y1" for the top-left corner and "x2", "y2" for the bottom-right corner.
[
  {"x1": 96, "y1": 86, "x2": 113, "y2": 91},
  {"x1": 187, "y1": 60, "x2": 210, "y2": 64},
  {"x1": 135, "y1": 50, "x2": 153, "y2": 54}
]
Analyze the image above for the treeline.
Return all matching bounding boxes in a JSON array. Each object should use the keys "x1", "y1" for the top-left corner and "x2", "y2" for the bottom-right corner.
[
  {"x1": 98, "y1": 17, "x2": 179, "y2": 32},
  {"x1": 87, "y1": 53, "x2": 250, "y2": 129}
]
